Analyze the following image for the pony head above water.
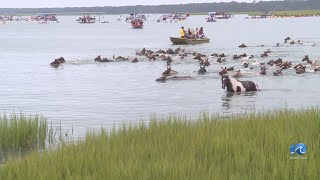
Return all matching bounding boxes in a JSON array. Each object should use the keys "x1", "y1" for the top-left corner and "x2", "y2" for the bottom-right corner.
[
  {"x1": 218, "y1": 67, "x2": 229, "y2": 77},
  {"x1": 233, "y1": 70, "x2": 242, "y2": 78},
  {"x1": 57, "y1": 57, "x2": 65, "y2": 63},
  {"x1": 221, "y1": 74, "x2": 230, "y2": 89},
  {"x1": 302, "y1": 55, "x2": 309, "y2": 61},
  {"x1": 243, "y1": 62, "x2": 249, "y2": 68},
  {"x1": 259, "y1": 65, "x2": 267, "y2": 75},
  {"x1": 198, "y1": 65, "x2": 207, "y2": 75}
]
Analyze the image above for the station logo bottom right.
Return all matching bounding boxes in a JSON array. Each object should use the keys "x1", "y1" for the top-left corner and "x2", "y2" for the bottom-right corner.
[{"x1": 290, "y1": 143, "x2": 307, "y2": 160}]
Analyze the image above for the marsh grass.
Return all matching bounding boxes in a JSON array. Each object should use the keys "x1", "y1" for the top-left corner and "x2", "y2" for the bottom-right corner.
[
  {"x1": 272, "y1": 10, "x2": 320, "y2": 16},
  {"x1": 1, "y1": 109, "x2": 320, "y2": 179},
  {"x1": 0, "y1": 113, "x2": 55, "y2": 151}
]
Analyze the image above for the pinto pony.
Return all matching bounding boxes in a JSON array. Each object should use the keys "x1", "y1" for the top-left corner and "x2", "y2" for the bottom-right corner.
[{"x1": 218, "y1": 68, "x2": 259, "y2": 92}]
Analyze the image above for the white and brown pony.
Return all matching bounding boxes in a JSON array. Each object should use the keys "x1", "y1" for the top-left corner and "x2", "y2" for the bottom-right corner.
[{"x1": 218, "y1": 68, "x2": 259, "y2": 92}]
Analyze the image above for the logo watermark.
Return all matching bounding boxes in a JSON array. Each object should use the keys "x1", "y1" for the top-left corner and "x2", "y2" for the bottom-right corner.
[{"x1": 290, "y1": 143, "x2": 307, "y2": 160}]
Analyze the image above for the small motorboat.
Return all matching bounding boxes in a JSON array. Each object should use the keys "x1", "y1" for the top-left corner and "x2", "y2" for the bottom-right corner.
[
  {"x1": 131, "y1": 19, "x2": 143, "y2": 28},
  {"x1": 101, "y1": 21, "x2": 109, "y2": 24},
  {"x1": 170, "y1": 37, "x2": 210, "y2": 45},
  {"x1": 31, "y1": 14, "x2": 59, "y2": 22},
  {"x1": 77, "y1": 15, "x2": 96, "y2": 24}
]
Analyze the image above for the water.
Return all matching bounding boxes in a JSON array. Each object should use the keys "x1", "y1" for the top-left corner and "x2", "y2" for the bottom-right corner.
[{"x1": 0, "y1": 15, "x2": 320, "y2": 138}]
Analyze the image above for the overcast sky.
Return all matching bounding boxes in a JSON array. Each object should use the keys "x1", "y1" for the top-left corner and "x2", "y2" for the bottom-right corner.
[{"x1": 1, "y1": 0, "x2": 264, "y2": 8}]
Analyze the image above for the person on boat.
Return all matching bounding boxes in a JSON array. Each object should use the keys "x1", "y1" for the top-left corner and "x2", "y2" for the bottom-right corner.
[
  {"x1": 179, "y1": 27, "x2": 185, "y2": 38},
  {"x1": 195, "y1": 28, "x2": 199, "y2": 38},
  {"x1": 184, "y1": 29, "x2": 188, "y2": 38},
  {"x1": 191, "y1": 29, "x2": 197, "y2": 39},
  {"x1": 189, "y1": 29, "x2": 193, "y2": 39},
  {"x1": 187, "y1": 28, "x2": 192, "y2": 39},
  {"x1": 199, "y1": 27, "x2": 205, "y2": 38}
]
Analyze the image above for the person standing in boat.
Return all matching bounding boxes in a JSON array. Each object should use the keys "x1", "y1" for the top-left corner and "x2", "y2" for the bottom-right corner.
[{"x1": 179, "y1": 27, "x2": 185, "y2": 38}]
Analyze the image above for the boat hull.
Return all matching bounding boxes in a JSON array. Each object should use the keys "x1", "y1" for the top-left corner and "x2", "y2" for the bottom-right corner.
[
  {"x1": 132, "y1": 25, "x2": 143, "y2": 28},
  {"x1": 206, "y1": 19, "x2": 217, "y2": 22},
  {"x1": 170, "y1": 37, "x2": 210, "y2": 45},
  {"x1": 78, "y1": 22, "x2": 96, "y2": 24}
]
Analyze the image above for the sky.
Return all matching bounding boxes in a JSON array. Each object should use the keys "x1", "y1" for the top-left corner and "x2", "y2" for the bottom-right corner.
[{"x1": 0, "y1": 0, "x2": 267, "y2": 8}]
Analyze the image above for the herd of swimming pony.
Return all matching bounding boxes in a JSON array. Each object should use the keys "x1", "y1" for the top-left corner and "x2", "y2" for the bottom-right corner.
[{"x1": 50, "y1": 36, "x2": 319, "y2": 93}]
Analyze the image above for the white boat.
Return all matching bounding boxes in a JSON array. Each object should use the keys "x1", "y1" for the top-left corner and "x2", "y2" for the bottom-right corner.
[
  {"x1": 31, "y1": 14, "x2": 59, "y2": 22},
  {"x1": 125, "y1": 13, "x2": 146, "y2": 23},
  {"x1": 77, "y1": 15, "x2": 96, "y2": 24},
  {"x1": 208, "y1": 12, "x2": 233, "y2": 19},
  {"x1": 157, "y1": 12, "x2": 190, "y2": 23}
]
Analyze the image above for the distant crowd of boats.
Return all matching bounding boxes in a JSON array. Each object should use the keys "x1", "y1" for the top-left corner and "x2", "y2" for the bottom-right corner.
[
  {"x1": 1, "y1": 10, "x2": 319, "y2": 26},
  {"x1": 0, "y1": 14, "x2": 59, "y2": 23},
  {"x1": 0, "y1": 12, "x2": 187, "y2": 28},
  {"x1": 157, "y1": 12, "x2": 190, "y2": 23}
]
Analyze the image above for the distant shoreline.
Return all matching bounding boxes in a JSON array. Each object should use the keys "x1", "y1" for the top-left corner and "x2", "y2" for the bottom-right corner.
[
  {"x1": 1, "y1": 1, "x2": 320, "y2": 16},
  {"x1": 8, "y1": 10, "x2": 320, "y2": 17}
]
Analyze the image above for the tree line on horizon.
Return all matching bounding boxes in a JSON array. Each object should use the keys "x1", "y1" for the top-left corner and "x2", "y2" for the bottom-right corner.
[{"x1": 1, "y1": 0, "x2": 320, "y2": 15}]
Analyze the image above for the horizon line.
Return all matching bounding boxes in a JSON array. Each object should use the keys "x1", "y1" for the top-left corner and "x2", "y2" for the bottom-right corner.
[{"x1": 0, "y1": 1, "x2": 278, "y2": 9}]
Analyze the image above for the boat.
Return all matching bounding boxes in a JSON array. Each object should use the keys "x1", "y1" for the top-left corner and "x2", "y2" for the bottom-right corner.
[
  {"x1": 0, "y1": 15, "x2": 13, "y2": 21},
  {"x1": 38, "y1": 21, "x2": 49, "y2": 24},
  {"x1": 125, "y1": 13, "x2": 146, "y2": 23},
  {"x1": 157, "y1": 12, "x2": 190, "y2": 23},
  {"x1": 248, "y1": 11, "x2": 273, "y2": 19},
  {"x1": 31, "y1": 14, "x2": 59, "y2": 22},
  {"x1": 170, "y1": 37, "x2": 210, "y2": 45},
  {"x1": 207, "y1": 12, "x2": 233, "y2": 20},
  {"x1": 77, "y1": 15, "x2": 96, "y2": 24},
  {"x1": 101, "y1": 21, "x2": 109, "y2": 24},
  {"x1": 131, "y1": 18, "x2": 143, "y2": 28}
]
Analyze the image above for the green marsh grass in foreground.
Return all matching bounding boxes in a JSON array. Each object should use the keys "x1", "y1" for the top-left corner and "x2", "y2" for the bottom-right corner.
[
  {"x1": 0, "y1": 113, "x2": 54, "y2": 151},
  {"x1": 1, "y1": 109, "x2": 320, "y2": 179}
]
